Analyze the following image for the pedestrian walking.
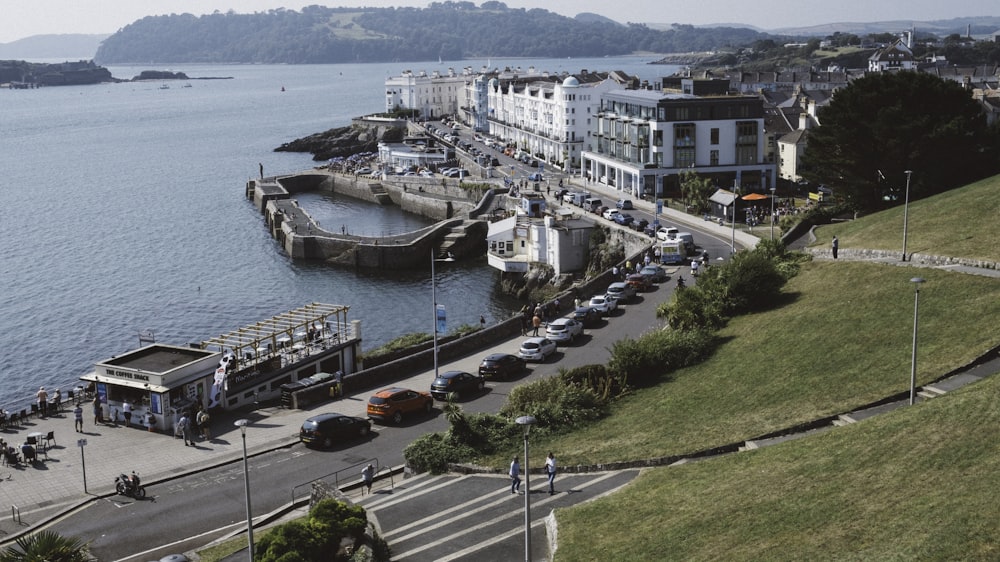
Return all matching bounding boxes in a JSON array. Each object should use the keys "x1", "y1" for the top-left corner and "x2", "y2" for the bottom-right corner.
[
  {"x1": 545, "y1": 452, "x2": 557, "y2": 495},
  {"x1": 480, "y1": 315, "x2": 486, "y2": 330},
  {"x1": 612, "y1": 265, "x2": 619, "y2": 279},
  {"x1": 73, "y1": 403, "x2": 84, "y2": 432},
  {"x1": 691, "y1": 259, "x2": 700, "y2": 277},
  {"x1": 831, "y1": 235, "x2": 839, "y2": 259},
  {"x1": 331, "y1": 370, "x2": 344, "y2": 399},
  {"x1": 178, "y1": 412, "x2": 193, "y2": 446},
  {"x1": 361, "y1": 463, "x2": 374, "y2": 495},
  {"x1": 122, "y1": 400, "x2": 133, "y2": 427},
  {"x1": 145, "y1": 412, "x2": 156, "y2": 432},
  {"x1": 509, "y1": 456, "x2": 522, "y2": 494},
  {"x1": 532, "y1": 314, "x2": 542, "y2": 336}
]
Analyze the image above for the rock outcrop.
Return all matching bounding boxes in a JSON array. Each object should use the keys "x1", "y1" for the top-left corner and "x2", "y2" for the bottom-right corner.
[{"x1": 274, "y1": 123, "x2": 406, "y2": 161}]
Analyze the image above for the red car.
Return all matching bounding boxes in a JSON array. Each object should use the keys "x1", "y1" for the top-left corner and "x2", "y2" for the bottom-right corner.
[
  {"x1": 367, "y1": 387, "x2": 434, "y2": 424},
  {"x1": 626, "y1": 273, "x2": 652, "y2": 292}
]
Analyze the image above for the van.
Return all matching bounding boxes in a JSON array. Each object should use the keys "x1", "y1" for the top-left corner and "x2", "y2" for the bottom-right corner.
[
  {"x1": 568, "y1": 192, "x2": 588, "y2": 206},
  {"x1": 676, "y1": 232, "x2": 695, "y2": 253},
  {"x1": 659, "y1": 239, "x2": 688, "y2": 265},
  {"x1": 584, "y1": 198, "x2": 603, "y2": 213}
]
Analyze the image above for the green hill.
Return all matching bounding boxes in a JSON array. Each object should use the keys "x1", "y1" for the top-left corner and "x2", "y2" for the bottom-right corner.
[
  {"x1": 810, "y1": 173, "x2": 1000, "y2": 264},
  {"x1": 92, "y1": 5, "x2": 776, "y2": 64},
  {"x1": 537, "y1": 178, "x2": 1000, "y2": 559}
]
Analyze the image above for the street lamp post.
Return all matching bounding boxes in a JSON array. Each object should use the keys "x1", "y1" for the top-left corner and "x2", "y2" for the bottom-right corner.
[
  {"x1": 730, "y1": 181, "x2": 739, "y2": 255},
  {"x1": 769, "y1": 186, "x2": 777, "y2": 241},
  {"x1": 431, "y1": 250, "x2": 454, "y2": 379},
  {"x1": 234, "y1": 419, "x2": 254, "y2": 562},
  {"x1": 909, "y1": 277, "x2": 925, "y2": 406},
  {"x1": 902, "y1": 170, "x2": 913, "y2": 262},
  {"x1": 515, "y1": 415, "x2": 537, "y2": 562}
]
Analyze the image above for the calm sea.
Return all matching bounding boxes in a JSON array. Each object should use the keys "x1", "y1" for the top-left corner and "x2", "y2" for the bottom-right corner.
[{"x1": 0, "y1": 56, "x2": 677, "y2": 410}]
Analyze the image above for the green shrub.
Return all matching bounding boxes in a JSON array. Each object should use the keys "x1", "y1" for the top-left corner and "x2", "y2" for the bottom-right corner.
[
  {"x1": 724, "y1": 250, "x2": 787, "y2": 313},
  {"x1": 404, "y1": 432, "x2": 477, "y2": 474},
  {"x1": 608, "y1": 329, "x2": 715, "y2": 387},
  {"x1": 559, "y1": 364, "x2": 626, "y2": 402},
  {"x1": 255, "y1": 499, "x2": 367, "y2": 562},
  {"x1": 499, "y1": 375, "x2": 607, "y2": 428}
]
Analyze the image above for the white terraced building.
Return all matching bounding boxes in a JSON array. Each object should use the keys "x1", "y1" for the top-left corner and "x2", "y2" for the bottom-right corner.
[
  {"x1": 479, "y1": 68, "x2": 638, "y2": 173},
  {"x1": 384, "y1": 67, "x2": 476, "y2": 120}
]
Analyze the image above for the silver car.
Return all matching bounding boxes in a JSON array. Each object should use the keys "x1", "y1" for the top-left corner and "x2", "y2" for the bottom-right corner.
[
  {"x1": 589, "y1": 295, "x2": 617, "y2": 315},
  {"x1": 518, "y1": 337, "x2": 557, "y2": 362},
  {"x1": 546, "y1": 318, "x2": 584, "y2": 344}
]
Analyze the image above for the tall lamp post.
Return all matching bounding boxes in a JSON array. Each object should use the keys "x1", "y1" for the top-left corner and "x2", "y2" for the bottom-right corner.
[
  {"x1": 902, "y1": 170, "x2": 913, "y2": 262},
  {"x1": 431, "y1": 250, "x2": 454, "y2": 378},
  {"x1": 730, "y1": 181, "x2": 739, "y2": 255},
  {"x1": 516, "y1": 415, "x2": 537, "y2": 562},
  {"x1": 769, "y1": 186, "x2": 777, "y2": 241},
  {"x1": 908, "y1": 278, "x2": 925, "y2": 406},
  {"x1": 234, "y1": 419, "x2": 254, "y2": 562}
]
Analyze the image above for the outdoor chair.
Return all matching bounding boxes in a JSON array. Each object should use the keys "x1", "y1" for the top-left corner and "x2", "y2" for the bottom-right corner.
[
  {"x1": 18, "y1": 409, "x2": 27, "y2": 425},
  {"x1": 30, "y1": 404, "x2": 38, "y2": 418},
  {"x1": 22, "y1": 447, "x2": 36, "y2": 464},
  {"x1": 25, "y1": 436, "x2": 37, "y2": 446},
  {"x1": 42, "y1": 431, "x2": 55, "y2": 449}
]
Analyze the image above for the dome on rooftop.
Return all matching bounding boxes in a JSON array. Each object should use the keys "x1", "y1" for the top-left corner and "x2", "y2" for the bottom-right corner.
[{"x1": 562, "y1": 76, "x2": 580, "y2": 87}]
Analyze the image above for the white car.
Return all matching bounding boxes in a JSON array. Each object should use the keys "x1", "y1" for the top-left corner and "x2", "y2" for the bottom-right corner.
[
  {"x1": 606, "y1": 282, "x2": 636, "y2": 304},
  {"x1": 518, "y1": 337, "x2": 557, "y2": 362},
  {"x1": 603, "y1": 208, "x2": 621, "y2": 221},
  {"x1": 589, "y1": 295, "x2": 617, "y2": 316},
  {"x1": 656, "y1": 226, "x2": 679, "y2": 241},
  {"x1": 545, "y1": 318, "x2": 584, "y2": 344}
]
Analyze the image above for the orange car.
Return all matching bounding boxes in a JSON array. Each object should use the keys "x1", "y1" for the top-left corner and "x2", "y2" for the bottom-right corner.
[{"x1": 366, "y1": 387, "x2": 434, "y2": 424}]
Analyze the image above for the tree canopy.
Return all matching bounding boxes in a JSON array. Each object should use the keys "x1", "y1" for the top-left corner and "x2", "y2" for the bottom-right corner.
[{"x1": 799, "y1": 71, "x2": 1000, "y2": 212}]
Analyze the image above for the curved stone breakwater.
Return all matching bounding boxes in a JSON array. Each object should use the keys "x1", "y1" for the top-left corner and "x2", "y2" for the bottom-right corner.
[{"x1": 246, "y1": 170, "x2": 493, "y2": 268}]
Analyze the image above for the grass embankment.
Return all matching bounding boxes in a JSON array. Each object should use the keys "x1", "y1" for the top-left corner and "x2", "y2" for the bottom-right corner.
[
  {"x1": 810, "y1": 174, "x2": 1000, "y2": 263},
  {"x1": 523, "y1": 261, "x2": 1000, "y2": 466},
  {"x1": 541, "y1": 176, "x2": 1000, "y2": 560}
]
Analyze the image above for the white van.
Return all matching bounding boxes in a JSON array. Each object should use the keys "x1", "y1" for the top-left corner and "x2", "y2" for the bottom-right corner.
[
  {"x1": 659, "y1": 239, "x2": 688, "y2": 264},
  {"x1": 564, "y1": 191, "x2": 588, "y2": 206}
]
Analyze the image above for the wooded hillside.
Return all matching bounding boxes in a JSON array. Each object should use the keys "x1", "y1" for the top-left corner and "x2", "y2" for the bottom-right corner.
[{"x1": 93, "y1": 2, "x2": 775, "y2": 64}]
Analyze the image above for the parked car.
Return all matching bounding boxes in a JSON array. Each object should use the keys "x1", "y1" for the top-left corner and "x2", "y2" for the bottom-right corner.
[
  {"x1": 602, "y1": 208, "x2": 621, "y2": 221},
  {"x1": 572, "y1": 306, "x2": 602, "y2": 327},
  {"x1": 355, "y1": 167, "x2": 373, "y2": 176},
  {"x1": 588, "y1": 295, "x2": 617, "y2": 316},
  {"x1": 528, "y1": 172, "x2": 544, "y2": 181},
  {"x1": 518, "y1": 337, "x2": 557, "y2": 362},
  {"x1": 366, "y1": 387, "x2": 434, "y2": 424},
  {"x1": 643, "y1": 222, "x2": 658, "y2": 237},
  {"x1": 616, "y1": 199, "x2": 634, "y2": 210},
  {"x1": 430, "y1": 370, "x2": 486, "y2": 400},
  {"x1": 299, "y1": 413, "x2": 371, "y2": 449},
  {"x1": 632, "y1": 218, "x2": 649, "y2": 232},
  {"x1": 478, "y1": 353, "x2": 526, "y2": 381},
  {"x1": 546, "y1": 317, "x2": 584, "y2": 344},
  {"x1": 640, "y1": 265, "x2": 669, "y2": 283},
  {"x1": 656, "y1": 226, "x2": 679, "y2": 241},
  {"x1": 613, "y1": 213, "x2": 635, "y2": 226},
  {"x1": 626, "y1": 273, "x2": 652, "y2": 292},
  {"x1": 606, "y1": 281, "x2": 636, "y2": 304}
]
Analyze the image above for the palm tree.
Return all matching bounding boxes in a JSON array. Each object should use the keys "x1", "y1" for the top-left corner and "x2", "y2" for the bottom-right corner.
[{"x1": 0, "y1": 530, "x2": 90, "y2": 562}]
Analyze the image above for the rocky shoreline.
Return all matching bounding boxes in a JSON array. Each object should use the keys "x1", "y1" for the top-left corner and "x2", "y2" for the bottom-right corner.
[{"x1": 274, "y1": 123, "x2": 406, "y2": 161}]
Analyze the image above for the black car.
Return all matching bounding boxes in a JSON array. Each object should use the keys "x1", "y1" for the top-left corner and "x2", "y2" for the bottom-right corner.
[
  {"x1": 632, "y1": 218, "x2": 649, "y2": 232},
  {"x1": 573, "y1": 306, "x2": 602, "y2": 327},
  {"x1": 430, "y1": 370, "x2": 486, "y2": 400},
  {"x1": 478, "y1": 353, "x2": 526, "y2": 381},
  {"x1": 299, "y1": 413, "x2": 371, "y2": 449}
]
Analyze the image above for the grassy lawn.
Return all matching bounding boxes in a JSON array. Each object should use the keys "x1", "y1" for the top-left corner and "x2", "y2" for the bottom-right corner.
[
  {"x1": 809, "y1": 174, "x2": 1000, "y2": 263},
  {"x1": 511, "y1": 261, "x2": 1000, "y2": 468},
  {"x1": 555, "y1": 373, "x2": 1000, "y2": 561}
]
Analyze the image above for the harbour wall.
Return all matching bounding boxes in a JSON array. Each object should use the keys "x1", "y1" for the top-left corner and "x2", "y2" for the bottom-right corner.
[{"x1": 247, "y1": 171, "x2": 492, "y2": 268}]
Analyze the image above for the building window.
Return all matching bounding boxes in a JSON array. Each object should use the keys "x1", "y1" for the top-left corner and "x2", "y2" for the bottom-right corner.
[
  {"x1": 710, "y1": 128, "x2": 719, "y2": 145},
  {"x1": 710, "y1": 150, "x2": 719, "y2": 166}
]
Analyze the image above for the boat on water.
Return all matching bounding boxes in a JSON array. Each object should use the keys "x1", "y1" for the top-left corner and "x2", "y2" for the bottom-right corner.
[
  {"x1": 182, "y1": 83, "x2": 192, "y2": 88},
  {"x1": 158, "y1": 83, "x2": 170, "y2": 90}
]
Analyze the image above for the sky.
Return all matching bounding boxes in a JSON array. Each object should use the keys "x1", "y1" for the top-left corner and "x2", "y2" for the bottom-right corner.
[{"x1": 2, "y1": 0, "x2": 998, "y2": 44}]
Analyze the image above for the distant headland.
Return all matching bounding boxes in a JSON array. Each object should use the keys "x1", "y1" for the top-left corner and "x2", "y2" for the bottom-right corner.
[{"x1": 0, "y1": 59, "x2": 231, "y2": 88}]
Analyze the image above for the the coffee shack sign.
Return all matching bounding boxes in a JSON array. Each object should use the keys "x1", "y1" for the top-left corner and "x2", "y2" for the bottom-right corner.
[{"x1": 104, "y1": 367, "x2": 154, "y2": 383}]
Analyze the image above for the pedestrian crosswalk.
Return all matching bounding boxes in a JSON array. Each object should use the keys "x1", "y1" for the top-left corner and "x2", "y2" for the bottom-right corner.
[{"x1": 357, "y1": 469, "x2": 639, "y2": 561}]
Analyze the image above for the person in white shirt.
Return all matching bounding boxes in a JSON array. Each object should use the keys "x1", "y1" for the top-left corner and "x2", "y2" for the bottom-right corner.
[
  {"x1": 509, "y1": 457, "x2": 521, "y2": 494},
  {"x1": 545, "y1": 452, "x2": 557, "y2": 495},
  {"x1": 691, "y1": 259, "x2": 700, "y2": 277}
]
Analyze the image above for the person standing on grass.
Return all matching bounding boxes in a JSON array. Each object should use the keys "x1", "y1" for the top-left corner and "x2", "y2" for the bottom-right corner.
[
  {"x1": 509, "y1": 456, "x2": 522, "y2": 494},
  {"x1": 832, "y1": 235, "x2": 839, "y2": 259},
  {"x1": 545, "y1": 452, "x2": 557, "y2": 495}
]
